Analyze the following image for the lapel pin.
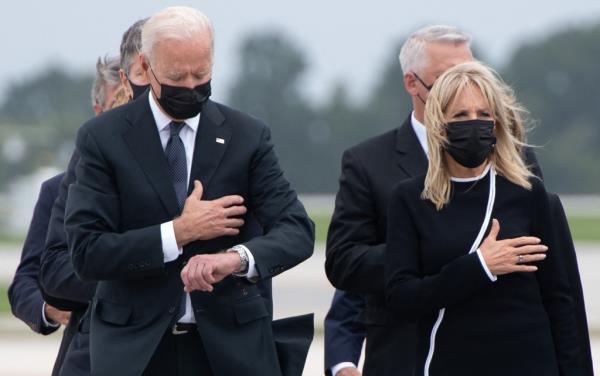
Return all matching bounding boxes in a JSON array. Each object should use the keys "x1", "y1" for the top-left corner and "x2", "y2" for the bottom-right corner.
[{"x1": 216, "y1": 138, "x2": 225, "y2": 144}]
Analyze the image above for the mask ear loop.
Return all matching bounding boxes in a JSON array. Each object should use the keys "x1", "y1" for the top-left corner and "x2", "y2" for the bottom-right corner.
[
  {"x1": 146, "y1": 64, "x2": 163, "y2": 100},
  {"x1": 413, "y1": 72, "x2": 432, "y2": 105}
]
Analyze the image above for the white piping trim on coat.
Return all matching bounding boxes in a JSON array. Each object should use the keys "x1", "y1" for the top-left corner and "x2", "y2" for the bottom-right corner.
[{"x1": 423, "y1": 167, "x2": 496, "y2": 376}]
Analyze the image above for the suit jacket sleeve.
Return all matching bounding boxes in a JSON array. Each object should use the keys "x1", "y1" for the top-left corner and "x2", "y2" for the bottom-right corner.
[
  {"x1": 241, "y1": 125, "x2": 314, "y2": 279},
  {"x1": 324, "y1": 290, "x2": 366, "y2": 373},
  {"x1": 8, "y1": 178, "x2": 60, "y2": 335},
  {"x1": 65, "y1": 124, "x2": 165, "y2": 281},
  {"x1": 531, "y1": 182, "x2": 585, "y2": 375},
  {"x1": 325, "y1": 149, "x2": 386, "y2": 293},
  {"x1": 40, "y1": 150, "x2": 97, "y2": 309},
  {"x1": 384, "y1": 184, "x2": 495, "y2": 318}
]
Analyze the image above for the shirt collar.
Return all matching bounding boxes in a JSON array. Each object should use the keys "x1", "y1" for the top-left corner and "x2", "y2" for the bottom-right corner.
[
  {"x1": 148, "y1": 90, "x2": 200, "y2": 133},
  {"x1": 410, "y1": 111, "x2": 428, "y2": 156}
]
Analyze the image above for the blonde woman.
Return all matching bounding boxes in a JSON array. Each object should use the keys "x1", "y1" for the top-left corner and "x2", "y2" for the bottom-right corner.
[{"x1": 384, "y1": 61, "x2": 580, "y2": 375}]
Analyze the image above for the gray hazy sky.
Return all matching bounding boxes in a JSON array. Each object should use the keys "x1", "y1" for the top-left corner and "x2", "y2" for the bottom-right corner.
[{"x1": 3, "y1": 0, "x2": 600, "y2": 103}]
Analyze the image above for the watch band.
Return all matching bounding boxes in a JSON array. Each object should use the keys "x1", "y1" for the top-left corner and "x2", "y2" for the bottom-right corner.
[{"x1": 231, "y1": 245, "x2": 249, "y2": 275}]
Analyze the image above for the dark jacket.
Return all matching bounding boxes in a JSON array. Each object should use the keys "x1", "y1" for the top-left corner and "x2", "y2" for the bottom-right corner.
[{"x1": 64, "y1": 97, "x2": 314, "y2": 376}]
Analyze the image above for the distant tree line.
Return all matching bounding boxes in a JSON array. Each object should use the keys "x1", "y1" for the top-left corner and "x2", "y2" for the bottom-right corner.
[{"x1": 1, "y1": 23, "x2": 599, "y2": 193}]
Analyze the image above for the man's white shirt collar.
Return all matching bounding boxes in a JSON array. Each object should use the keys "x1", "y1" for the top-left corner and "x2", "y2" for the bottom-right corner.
[
  {"x1": 410, "y1": 111, "x2": 428, "y2": 156},
  {"x1": 148, "y1": 90, "x2": 200, "y2": 133}
]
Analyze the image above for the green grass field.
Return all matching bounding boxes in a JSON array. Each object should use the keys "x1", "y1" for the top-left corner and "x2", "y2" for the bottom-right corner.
[
  {"x1": 0, "y1": 285, "x2": 10, "y2": 314},
  {"x1": 567, "y1": 216, "x2": 600, "y2": 242},
  {"x1": 310, "y1": 213, "x2": 600, "y2": 244}
]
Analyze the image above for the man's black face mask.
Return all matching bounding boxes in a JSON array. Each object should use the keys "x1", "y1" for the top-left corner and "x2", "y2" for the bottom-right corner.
[
  {"x1": 444, "y1": 119, "x2": 496, "y2": 168},
  {"x1": 128, "y1": 79, "x2": 149, "y2": 100},
  {"x1": 149, "y1": 66, "x2": 211, "y2": 119}
]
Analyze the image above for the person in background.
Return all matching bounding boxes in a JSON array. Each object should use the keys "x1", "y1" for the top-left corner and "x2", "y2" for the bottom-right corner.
[
  {"x1": 8, "y1": 55, "x2": 120, "y2": 376},
  {"x1": 38, "y1": 21, "x2": 148, "y2": 376},
  {"x1": 324, "y1": 25, "x2": 478, "y2": 376},
  {"x1": 91, "y1": 56, "x2": 121, "y2": 115},
  {"x1": 7, "y1": 173, "x2": 67, "y2": 376},
  {"x1": 118, "y1": 18, "x2": 150, "y2": 100}
]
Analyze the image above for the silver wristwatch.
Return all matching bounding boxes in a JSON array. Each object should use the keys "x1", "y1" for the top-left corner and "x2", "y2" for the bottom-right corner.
[{"x1": 230, "y1": 245, "x2": 249, "y2": 276}]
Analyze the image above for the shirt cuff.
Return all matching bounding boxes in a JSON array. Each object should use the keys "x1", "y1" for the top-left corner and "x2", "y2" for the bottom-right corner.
[
  {"x1": 41, "y1": 302, "x2": 60, "y2": 328},
  {"x1": 476, "y1": 248, "x2": 497, "y2": 282},
  {"x1": 331, "y1": 362, "x2": 358, "y2": 376},
  {"x1": 161, "y1": 221, "x2": 182, "y2": 263},
  {"x1": 229, "y1": 245, "x2": 258, "y2": 279}
]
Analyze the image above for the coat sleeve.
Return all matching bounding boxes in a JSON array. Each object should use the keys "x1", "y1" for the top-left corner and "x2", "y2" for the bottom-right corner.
[
  {"x1": 323, "y1": 290, "x2": 366, "y2": 373},
  {"x1": 547, "y1": 193, "x2": 593, "y2": 374},
  {"x1": 531, "y1": 181, "x2": 585, "y2": 375},
  {"x1": 65, "y1": 125, "x2": 165, "y2": 281},
  {"x1": 325, "y1": 149, "x2": 386, "y2": 293},
  {"x1": 241, "y1": 125, "x2": 315, "y2": 279},
  {"x1": 8, "y1": 177, "x2": 61, "y2": 334},
  {"x1": 384, "y1": 184, "x2": 495, "y2": 318}
]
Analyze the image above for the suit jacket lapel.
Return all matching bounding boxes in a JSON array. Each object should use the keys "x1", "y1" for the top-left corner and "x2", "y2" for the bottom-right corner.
[
  {"x1": 122, "y1": 97, "x2": 181, "y2": 218},
  {"x1": 188, "y1": 100, "x2": 231, "y2": 194},
  {"x1": 396, "y1": 115, "x2": 428, "y2": 178}
]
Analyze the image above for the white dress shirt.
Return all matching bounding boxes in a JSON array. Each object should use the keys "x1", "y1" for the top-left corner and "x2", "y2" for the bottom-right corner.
[
  {"x1": 410, "y1": 111, "x2": 428, "y2": 156},
  {"x1": 148, "y1": 92, "x2": 258, "y2": 323},
  {"x1": 41, "y1": 302, "x2": 60, "y2": 328}
]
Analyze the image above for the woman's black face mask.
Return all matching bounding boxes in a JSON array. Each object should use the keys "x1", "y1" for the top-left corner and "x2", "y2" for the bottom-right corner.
[{"x1": 444, "y1": 119, "x2": 496, "y2": 168}]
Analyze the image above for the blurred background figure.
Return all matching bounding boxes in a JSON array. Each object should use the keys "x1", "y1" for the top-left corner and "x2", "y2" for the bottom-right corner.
[
  {"x1": 7, "y1": 55, "x2": 120, "y2": 376},
  {"x1": 37, "y1": 19, "x2": 149, "y2": 376},
  {"x1": 118, "y1": 18, "x2": 150, "y2": 101},
  {"x1": 91, "y1": 56, "x2": 121, "y2": 115},
  {"x1": 7, "y1": 173, "x2": 68, "y2": 376},
  {"x1": 324, "y1": 25, "x2": 476, "y2": 376}
]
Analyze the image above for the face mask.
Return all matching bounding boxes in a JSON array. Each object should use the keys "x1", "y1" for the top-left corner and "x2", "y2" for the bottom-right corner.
[
  {"x1": 149, "y1": 67, "x2": 211, "y2": 119},
  {"x1": 128, "y1": 79, "x2": 149, "y2": 100},
  {"x1": 444, "y1": 119, "x2": 496, "y2": 168}
]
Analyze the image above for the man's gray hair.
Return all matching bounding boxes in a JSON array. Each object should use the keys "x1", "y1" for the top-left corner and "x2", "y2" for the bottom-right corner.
[
  {"x1": 399, "y1": 25, "x2": 472, "y2": 75},
  {"x1": 91, "y1": 55, "x2": 121, "y2": 107},
  {"x1": 141, "y1": 6, "x2": 214, "y2": 64},
  {"x1": 120, "y1": 18, "x2": 148, "y2": 76}
]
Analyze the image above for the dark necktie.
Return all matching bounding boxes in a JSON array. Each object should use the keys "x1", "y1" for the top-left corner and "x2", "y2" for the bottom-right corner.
[
  {"x1": 165, "y1": 121, "x2": 188, "y2": 210},
  {"x1": 165, "y1": 121, "x2": 189, "y2": 322}
]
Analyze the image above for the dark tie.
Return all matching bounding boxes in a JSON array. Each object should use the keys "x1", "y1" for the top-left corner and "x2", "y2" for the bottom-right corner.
[
  {"x1": 165, "y1": 121, "x2": 189, "y2": 322},
  {"x1": 165, "y1": 121, "x2": 188, "y2": 210}
]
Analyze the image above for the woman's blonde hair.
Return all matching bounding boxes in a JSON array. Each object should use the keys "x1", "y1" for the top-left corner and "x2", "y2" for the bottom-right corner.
[{"x1": 422, "y1": 60, "x2": 533, "y2": 210}]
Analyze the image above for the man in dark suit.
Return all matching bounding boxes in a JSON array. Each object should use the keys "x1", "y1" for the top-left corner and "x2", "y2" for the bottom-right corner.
[
  {"x1": 64, "y1": 6, "x2": 314, "y2": 376},
  {"x1": 323, "y1": 25, "x2": 474, "y2": 376},
  {"x1": 8, "y1": 173, "x2": 69, "y2": 376}
]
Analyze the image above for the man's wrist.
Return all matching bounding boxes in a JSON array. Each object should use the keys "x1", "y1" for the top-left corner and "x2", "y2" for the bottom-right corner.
[
  {"x1": 173, "y1": 216, "x2": 192, "y2": 247},
  {"x1": 331, "y1": 362, "x2": 357, "y2": 376},
  {"x1": 41, "y1": 303, "x2": 60, "y2": 328}
]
